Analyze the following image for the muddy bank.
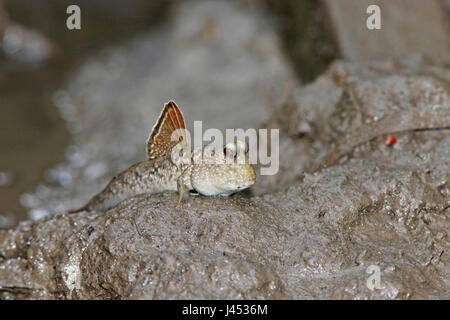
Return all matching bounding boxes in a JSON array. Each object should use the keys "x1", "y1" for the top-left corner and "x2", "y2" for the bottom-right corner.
[
  {"x1": 14, "y1": 0, "x2": 295, "y2": 222},
  {"x1": 1, "y1": 59, "x2": 448, "y2": 299}
]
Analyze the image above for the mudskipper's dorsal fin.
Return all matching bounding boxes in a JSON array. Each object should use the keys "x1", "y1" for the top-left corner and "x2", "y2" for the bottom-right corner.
[{"x1": 146, "y1": 100, "x2": 187, "y2": 159}]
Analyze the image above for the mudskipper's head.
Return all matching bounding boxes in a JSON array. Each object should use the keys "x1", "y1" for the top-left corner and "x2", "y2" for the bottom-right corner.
[{"x1": 191, "y1": 140, "x2": 256, "y2": 196}]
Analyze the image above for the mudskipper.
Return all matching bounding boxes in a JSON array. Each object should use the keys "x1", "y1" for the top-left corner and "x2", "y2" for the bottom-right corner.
[{"x1": 70, "y1": 100, "x2": 256, "y2": 212}]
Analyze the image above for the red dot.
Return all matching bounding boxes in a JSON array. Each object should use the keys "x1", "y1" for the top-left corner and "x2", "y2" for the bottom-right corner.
[{"x1": 384, "y1": 134, "x2": 397, "y2": 146}]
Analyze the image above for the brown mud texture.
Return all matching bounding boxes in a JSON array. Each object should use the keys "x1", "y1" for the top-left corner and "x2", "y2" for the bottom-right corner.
[{"x1": 0, "y1": 59, "x2": 449, "y2": 299}]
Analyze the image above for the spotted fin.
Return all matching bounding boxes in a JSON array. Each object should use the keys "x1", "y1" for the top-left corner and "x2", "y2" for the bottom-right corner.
[{"x1": 147, "y1": 100, "x2": 187, "y2": 159}]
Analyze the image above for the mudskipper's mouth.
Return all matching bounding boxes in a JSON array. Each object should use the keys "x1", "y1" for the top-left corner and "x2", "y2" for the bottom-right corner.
[{"x1": 237, "y1": 181, "x2": 254, "y2": 190}]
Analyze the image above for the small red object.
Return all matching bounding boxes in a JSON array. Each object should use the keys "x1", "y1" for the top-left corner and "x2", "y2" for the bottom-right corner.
[{"x1": 384, "y1": 134, "x2": 397, "y2": 146}]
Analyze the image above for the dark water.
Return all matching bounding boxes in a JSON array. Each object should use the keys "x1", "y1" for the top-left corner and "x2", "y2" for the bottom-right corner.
[{"x1": 0, "y1": 0, "x2": 170, "y2": 227}]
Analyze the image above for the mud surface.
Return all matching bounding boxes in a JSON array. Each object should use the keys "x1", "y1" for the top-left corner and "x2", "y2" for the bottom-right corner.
[
  {"x1": 13, "y1": 0, "x2": 295, "y2": 221},
  {"x1": 1, "y1": 58, "x2": 448, "y2": 299},
  {"x1": 323, "y1": 0, "x2": 450, "y2": 63},
  {"x1": 0, "y1": 0, "x2": 449, "y2": 300}
]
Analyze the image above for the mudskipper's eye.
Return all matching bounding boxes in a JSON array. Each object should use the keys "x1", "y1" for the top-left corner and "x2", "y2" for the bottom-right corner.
[{"x1": 224, "y1": 143, "x2": 237, "y2": 158}]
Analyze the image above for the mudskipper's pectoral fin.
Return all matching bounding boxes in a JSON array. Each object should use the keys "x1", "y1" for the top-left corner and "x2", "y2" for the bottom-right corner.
[{"x1": 176, "y1": 171, "x2": 192, "y2": 207}]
